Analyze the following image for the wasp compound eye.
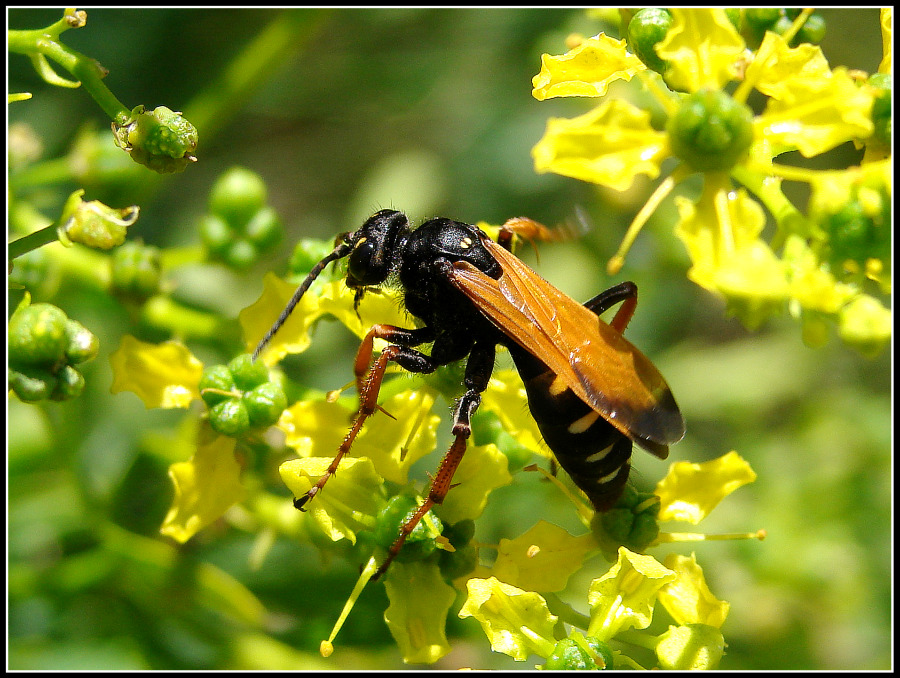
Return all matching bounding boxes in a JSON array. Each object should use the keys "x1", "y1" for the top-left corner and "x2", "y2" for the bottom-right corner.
[{"x1": 348, "y1": 238, "x2": 384, "y2": 287}]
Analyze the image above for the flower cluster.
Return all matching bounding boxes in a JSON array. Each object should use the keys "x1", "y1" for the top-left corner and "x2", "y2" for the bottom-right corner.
[
  {"x1": 8, "y1": 292, "x2": 99, "y2": 402},
  {"x1": 531, "y1": 8, "x2": 891, "y2": 356},
  {"x1": 199, "y1": 167, "x2": 284, "y2": 270}
]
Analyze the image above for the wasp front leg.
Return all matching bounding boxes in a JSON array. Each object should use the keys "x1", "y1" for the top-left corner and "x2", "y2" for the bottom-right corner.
[{"x1": 293, "y1": 324, "x2": 435, "y2": 510}]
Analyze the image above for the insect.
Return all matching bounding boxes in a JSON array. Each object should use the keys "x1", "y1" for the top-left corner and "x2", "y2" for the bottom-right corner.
[{"x1": 253, "y1": 209, "x2": 684, "y2": 578}]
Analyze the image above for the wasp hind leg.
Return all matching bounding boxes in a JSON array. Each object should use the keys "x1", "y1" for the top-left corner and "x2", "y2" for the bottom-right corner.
[
  {"x1": 373, "y1": 341, "x2": 496, "y2": 580},
  {"x1": 583, "y1": 281, "x2": 638, "y2": 334}
]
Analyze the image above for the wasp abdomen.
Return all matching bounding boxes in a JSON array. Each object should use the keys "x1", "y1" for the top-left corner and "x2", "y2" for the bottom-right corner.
[{"x1": 510, "y1": 347, "x2": 634, "y2": 511}]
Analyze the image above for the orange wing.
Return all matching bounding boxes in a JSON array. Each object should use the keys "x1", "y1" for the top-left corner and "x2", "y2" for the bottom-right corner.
[{"x1": 447, "y1": 235, "x2": 684, "y2": 452}]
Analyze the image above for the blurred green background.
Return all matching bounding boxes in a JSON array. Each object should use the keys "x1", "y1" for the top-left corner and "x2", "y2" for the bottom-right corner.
[{"x1": 8, "y1": 8, "x2": 891, "y2": 670}]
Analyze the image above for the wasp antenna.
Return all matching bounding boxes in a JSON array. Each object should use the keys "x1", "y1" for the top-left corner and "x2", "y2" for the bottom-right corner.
[{"x1": 252, "y1": 240, "x2": 354, "y2": 361}]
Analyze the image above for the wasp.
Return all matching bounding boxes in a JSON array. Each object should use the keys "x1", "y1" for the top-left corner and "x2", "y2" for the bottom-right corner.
[{"x1": 254, "y1": 209, "x2": 684, "y2": 578}]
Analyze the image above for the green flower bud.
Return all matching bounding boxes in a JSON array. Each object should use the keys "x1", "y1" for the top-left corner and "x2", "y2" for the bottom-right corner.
[
  {"x1": 69, "y1": 125, "x2": 141, "y2": 196},
  {"x1": 9, "y1": 302, "x2": 69, "y2": 366},
  {"x1": 209, "y1": 167, "x2": 267, "y2": 229},
  {"x1": 626, "y1": 8, "x2": 672, "y2": 74},
  {"x1": 823, "y1": 186, "x2": 890, "y2": 274},
  {"x1": 868, "y1": 73, "x2": 891, "y2": 147},
  {"x1": 437, "y1": 519, "x2": 479, "y2": 578},
  {"x1": 9, "y1": 247, "x2": 56, "y2": 297},
  {"x1": 228, "y1": 353, "x2": 270, "y2": 391},
  {"x1": 110, "y1": 240, "x2": 162, "y2": 301},
  {"x1": 208, "y1": 398, "x2": 251, "y2": 437},
  {"x1": 199, "y1": 364, "x2": 238, "y2": 406},
  {"x1": 794, "y1": 12, "x2": 826, "y2": 46},
  {"x1": 112, "y1": 105, "x2": 198, "y2": 174},
  {"x1": 64, "y1": 319, "x2": 99, "y2": 365},
  {"x1": 199, "y1": 214, "x2": 235, "y2": 259},
  {"x1": 289, "y1": 239, "x2": 340, "y2": 281},
  {"x1": 374, "y1": 495, "x2": 442, "y2": 563},
  {"x1": 838, "y1": 295, "x2": 891, "y2": 358},
  {"x1": 667, "y1": 89, "x2": 755, "y2": 172},
  {"x1": 442, "y1": 518, "x2": 475, "y2": 550},
  {"x1": 60, "y1": 190, "x2": 139, "y2": 250},
  {"x1": 438, "y1": 542, "x2": 477, "y2": 581},
  {"x1": 243, "y1": 382, "x2": 288, "y2": 428},
  {"x1": 50, "y1": 364, "x2": 86, "y2": 401},
  {"x1": 630, "y1": 511, "x2": 661, "y2": 549},
  {"x1": 544, "y1": 635, "x2": 614, "y2": 670},
  {"x1": 597, "y1": 508, "x2": 635, "y2": 542},
  {"x1": 223, "y1": 239, "x2": 259, "y2": 271},
  {"x1": 470, "y1": 410, "x2": 506, "y2": 446},
  {"x1": 244, "y1": 206, "x2": 283, "y2": 253},
  {"x1": 9, "y1": 365, "x2": 54, "y2": 402},
  {"x1": 744, "y1": 8, "x2": 782, "y2": 30}
]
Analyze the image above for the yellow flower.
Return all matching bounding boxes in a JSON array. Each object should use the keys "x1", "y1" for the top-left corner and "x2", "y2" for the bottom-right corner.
[{"x1": 531, "y1": 8, "x2": 888, "y2": 353}]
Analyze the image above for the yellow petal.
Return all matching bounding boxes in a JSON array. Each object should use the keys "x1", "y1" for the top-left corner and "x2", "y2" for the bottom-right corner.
[
  {"x1": 655, "y1": 8, "x2": 745, "y2": 92},
  {"x1": 587, "y1": 547, "x2": 676, "y2": 639},
  {"x1": 658, "y1": 553, "x2": 730, "y2": 628},
  {"x1": 655, "y1": 451, "x2": 757, "y2": 524},
  {"x1": 277, "y1": 389, "x2": 440, "y2": 486},
  {"x1": 279, "y1": 456, "x2": 384, "y2": 543},
  {"x1": 879, "y1": 8, "x2": 892, "y2": 74},
  {"x1": 532, "y1": 33, "x2": 645, "y2": 101},
  {"x1": 490, "y1": 520, "x2": 597, "y2": 593},
  {"x1": 437, "y1": 443, "x2": 513, "y2": 524},
  {"x1": 756, "y1": 67, "x2": 874, "y2": 158},
  {"x1": 160, "y1": 431, "x2": 246, "y2": 542},
  {"x1": 744, "y1": 32, "x2": 830, "y2": 102},
  {"x1": 458, "y1": 577, "x2": 558, "y2": 661},
  {"x1": 109, "y1": 335, "x2": 202, "y2": 408},
  {"x1": 384, "y1": 561, "x2": 455, "y2": 664},
  {"x1": 532, "y1": 99, "x2": 667, "y2": 191}
]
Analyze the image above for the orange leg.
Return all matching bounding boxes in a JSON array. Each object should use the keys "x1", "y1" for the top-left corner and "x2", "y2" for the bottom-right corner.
[
  {"x1": 294, "y1": 324, "x2": 434, "y2": 510},
  {"x1": 372, "y1": 341, "x2": 495, "y2": 580}
]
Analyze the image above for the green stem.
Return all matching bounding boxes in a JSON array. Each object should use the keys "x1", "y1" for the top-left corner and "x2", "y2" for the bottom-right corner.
[
  {"x1": 544, "y1": 592, "x2": 591, "y2": 632},
  {"x1": 731, "y1": 164, "x2": 810, "y2": 249},
  {"x1": 9, "y1": 13, "x2": 131, "y2": 123},
  {"x1": 141, "y1": 296, "x2": 229, "y2": 342},
  {"x1": 8, "y1": 223, "x2": 61, "y2": 260}
]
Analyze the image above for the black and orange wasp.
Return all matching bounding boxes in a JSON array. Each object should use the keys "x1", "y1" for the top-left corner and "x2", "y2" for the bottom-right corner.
[{"x1": 253, "y1": 209, "x2": 684, "y2": 578}]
